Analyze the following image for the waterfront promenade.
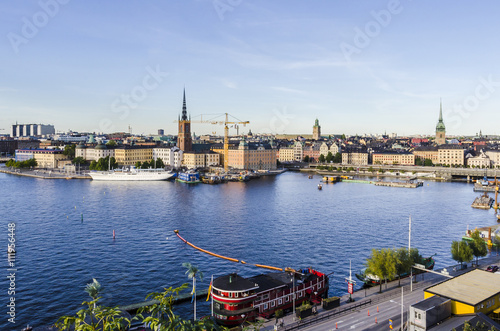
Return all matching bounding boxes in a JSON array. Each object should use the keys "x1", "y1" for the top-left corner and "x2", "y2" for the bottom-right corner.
[{"x1": 257, "y1": 255, "x2": 500, "y2": 331}]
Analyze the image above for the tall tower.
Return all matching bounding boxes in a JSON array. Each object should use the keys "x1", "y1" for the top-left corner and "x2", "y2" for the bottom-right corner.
[
  {"x1": 435, "y1": 100, "x2": 446, "y2": 145},
  {"x1": 312, "y1": 118, "x2": 321, "y2": 140},
  {"x1": 177, "y1": 89, "x2": 192, "y2": 152}
]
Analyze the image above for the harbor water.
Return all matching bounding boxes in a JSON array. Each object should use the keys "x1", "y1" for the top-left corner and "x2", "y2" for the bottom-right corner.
[{"x1": 0, "y1": 171, "x2": 498, "y2": 329}]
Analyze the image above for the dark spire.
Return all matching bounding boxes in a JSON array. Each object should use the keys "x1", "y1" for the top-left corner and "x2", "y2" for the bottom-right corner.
[
  {"x1": 181, "y1": 88, "x2": 188, "y2": 121},
  {"x1": 439, "y1": 98, "x2": 443, "y2": 121}
]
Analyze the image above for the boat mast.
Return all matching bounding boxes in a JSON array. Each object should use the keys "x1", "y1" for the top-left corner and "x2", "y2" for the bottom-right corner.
[{"x1": 409, "y1": 214, "x2": 412, "y2": 292}]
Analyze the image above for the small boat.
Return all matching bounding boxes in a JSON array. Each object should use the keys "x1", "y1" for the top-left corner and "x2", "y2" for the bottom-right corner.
[
  {"x1": 317, "y1": 183, "x2": 322, "y2": 190},
  {"x1": 308, "y1": 175, "x2": 313, "y2": 179},
  {"x1": 176, "y1": 171, "x2": 201, "y2": 184}
]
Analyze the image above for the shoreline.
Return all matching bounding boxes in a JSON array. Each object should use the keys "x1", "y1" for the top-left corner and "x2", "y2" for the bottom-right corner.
[{"x1": 0, "y1": 167, "x2": 91, "y2": 179}]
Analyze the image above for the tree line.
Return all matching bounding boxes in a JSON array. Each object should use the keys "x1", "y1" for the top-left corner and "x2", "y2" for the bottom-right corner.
[{"x1": 5, "y1": 158, "x2": 37, "y2": 168}]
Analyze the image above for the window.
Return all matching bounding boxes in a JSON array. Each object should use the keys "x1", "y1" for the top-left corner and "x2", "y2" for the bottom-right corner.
[
  {"x1": 271, "y1": 301, "x2": 275, "y2": 307},
  {"x1": 285, "y1": 296, "x2": 289, "y2": 302},
  {"x1": 264, "y1": 303, "x2": 268, "y2": 310},
  {"x1": 278, "y1": 299, "x2": 282, "y2": 305}
]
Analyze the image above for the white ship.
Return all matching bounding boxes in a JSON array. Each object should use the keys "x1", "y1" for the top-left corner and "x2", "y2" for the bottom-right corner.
[{"x1": 89, "y1": 167, "x2": 175, "y2": 181}]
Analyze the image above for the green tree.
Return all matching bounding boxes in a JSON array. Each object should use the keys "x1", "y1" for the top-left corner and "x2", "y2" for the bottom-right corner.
[
  {"x1": 155, "y1": 158, "x2": 165, "y2": 169},
  {"x1": 424, "y1": 159, "x2": 433, "y2": 166},
  {"x1": 415, "y1": 158, "x2": 423, "y2": 166},
  {"x1": 368, "y1": 166, "x2": 374, "y2": 173},
  {"x1": 89, "y1": 160, "x2": 97, "y2": 170},
  {"x1": 332, "y1": 152, "x2": 342, "y2": 163},
  {"x1": 469, "y1": 230, "x2": 487, "y2": 266},
  {"x1": 135, "y1": 161, "x2": 142, "y2": 169},
  {"x1": 451, "y1": 240, "x2": 473, "y2": 269},
  {"x1": 182, "y1": 262, "x2": 204, "y2": 321},
  {"x1": 394, "y1": 248, "x2": 412, "y2": 287},
  {"x1": 106, "y1": 140, "x2": 117, "y2": 147},
  {"x1": 366, "y1": 248, "x2": 397, "y2": 293},
  {"x1": 72, "y1": 157, "x2": 86, "y2": 165},
  {"x1": 325, "y1": 151, "x2": 333, "y2": 163},
  {"x1": 303, "y1": 155, "x2": 310, "y2": 162},
  {"x1": 63, "y1": 144, "x2": 76, "y2": 159},
  {"x1": 318, "y1": 154, "x2": 326, "y2": 163}
]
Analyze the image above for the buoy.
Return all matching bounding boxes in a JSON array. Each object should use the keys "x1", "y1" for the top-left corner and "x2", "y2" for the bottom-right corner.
[
  {"x1": 81, "y1": 214, "x2": 83, "y2": 222},
  {"x1": 113, "y1": 230, "x2": 115, "y2": 239},
  {"x1": 375, "y1": 317, "x2": 377, "y2": 324},
  {"x1": 377, "y1": 306, "x2": 379, "y2": 312},
  {"x1": 336, "y1": 322, "x2": 338, "y2": 329},
  {"x1": 367, "y1": 309, "x2": 370, "y2": 316}
]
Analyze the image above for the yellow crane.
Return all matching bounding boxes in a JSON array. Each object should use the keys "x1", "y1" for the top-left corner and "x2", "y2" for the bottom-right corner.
[{"x1": 191, "y1": 113, "x2": 249, "y2": 172}]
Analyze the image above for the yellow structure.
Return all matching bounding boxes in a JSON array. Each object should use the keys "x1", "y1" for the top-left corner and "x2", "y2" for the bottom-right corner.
[
  {"x1": 372, "y1": 152, "x2": 415, "y2": 165},
  {"x1": 114, "y1": 146, "x2": 153, "y2": 166},
  {"x1": 212, "y1": 139, "x2": 277, "y2": 171},
  {"x1": 182, "y1": 151, "x2": 220, "y2": 169},
  {"x1": 33, "y1": 150, "x2": 67, "y2": 168},
  {"x1": 437, "y1": 145, "x2": 465, "y2": 166},
  {"x1": 424, "y1": 269, "x2": 500, "y2": 315}
]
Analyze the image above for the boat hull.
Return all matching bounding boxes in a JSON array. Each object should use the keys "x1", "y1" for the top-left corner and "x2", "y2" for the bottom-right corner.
[{"x1": 89, "y1": 171, "x2": 174, "y2": 181}]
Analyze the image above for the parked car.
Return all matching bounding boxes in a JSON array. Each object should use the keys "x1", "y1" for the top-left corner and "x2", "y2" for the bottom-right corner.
[{"x1": 486, "y1": 265, "x2": 499, "y2": 272}]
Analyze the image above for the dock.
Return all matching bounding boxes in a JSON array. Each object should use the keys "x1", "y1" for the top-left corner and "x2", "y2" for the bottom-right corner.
[
  {"x1": 374, "y1": 180, "x2": 424, "y2": 188},
  {"x1": 471, "y1": 193, "x2": 494, "y2": 209}
]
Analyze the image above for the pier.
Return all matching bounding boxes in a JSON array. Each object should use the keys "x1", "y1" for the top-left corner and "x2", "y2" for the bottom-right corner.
[{"x1": 374, "y1": 181, "x2": 423, "y2": 188}]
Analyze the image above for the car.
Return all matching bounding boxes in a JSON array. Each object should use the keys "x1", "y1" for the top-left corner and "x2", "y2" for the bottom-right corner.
[{"x1": 486, "y1": 265, "x2": 499, "y2": 272}]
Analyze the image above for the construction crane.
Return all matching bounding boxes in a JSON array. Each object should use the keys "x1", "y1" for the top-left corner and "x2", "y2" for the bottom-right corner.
[{"x1": 191, "y1": 113, "x2": 249, "y2": 173}]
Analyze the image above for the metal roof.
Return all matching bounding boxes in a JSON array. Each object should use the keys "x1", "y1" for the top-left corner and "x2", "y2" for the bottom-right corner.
[{"x1": 425, "y1": 269, "x2": 500, "y2": 306}]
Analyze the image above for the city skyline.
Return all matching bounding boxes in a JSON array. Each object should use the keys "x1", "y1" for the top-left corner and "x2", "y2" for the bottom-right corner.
[{"x1": 1, "y1": 1, "x2": 500, "y2": 136}]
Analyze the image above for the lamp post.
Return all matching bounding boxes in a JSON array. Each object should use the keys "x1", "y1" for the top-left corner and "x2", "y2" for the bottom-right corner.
[{"x1": 390, "y1": 287, "x2": 404, "y2": 331}]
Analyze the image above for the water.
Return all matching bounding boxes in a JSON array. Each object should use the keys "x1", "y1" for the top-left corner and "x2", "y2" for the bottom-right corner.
[{"x1": 0, "y1": 171, "x2": 498, "y2": 329}]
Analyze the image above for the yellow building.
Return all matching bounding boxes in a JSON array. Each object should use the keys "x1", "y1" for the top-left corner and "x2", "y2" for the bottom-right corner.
[
  {"x1": 437, "y1": 145, "x2": 465, "y2": 166},
  {"x1": 182, "y1": 151, "x2": 219, "y2": 169},
  {"x1": 424, "y1": 269, "x2": 500, "y2": 315},
  {"x1": 372, "y1": 152, "x2": 415, "y2": 165},
  {"x1": 114, "y1": 146, "x2": 153, "y2": 166},
  {"x1": 278, "y1": 147, "x2": 294, "y2": 162},
  {"x1": 212, "y1": 140, "x2": 277, "y2": 171},
  {"x1": 413, "y1": 146, "x2": 439, "y2": 164}
]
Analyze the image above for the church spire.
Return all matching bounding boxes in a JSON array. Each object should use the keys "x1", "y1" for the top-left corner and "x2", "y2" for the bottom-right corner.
[
  {"x1": 181, "y1": 88, "x2": 188, "y2": 121},
  {"x1": 439, "y1": 98, "x2": 443, "y2": 122}
]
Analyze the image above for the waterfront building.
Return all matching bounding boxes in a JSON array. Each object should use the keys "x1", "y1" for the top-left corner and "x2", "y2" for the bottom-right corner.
[
  {"x1": 437, "y1": 145, "x2": 465, "y2": 166},
  {"x1": 182, "y1": 151, "x2": 219, "y2": 169},
  {"x1": 293, "y1": 141, "x2": 303, "y2": 162},
  {"x1": 15, "y1": 148, "x2": 67, "y2": 168},
  {"x1": 312, "y1": 118, "x2": 321, "y2": 140},
  {"x1": 153, "y1": 146, "x2": 183, "y2": 168},
  {"x1": 330, "y1": 142, "x2": 341, "y2": 155},
  {"x1": 372, "y1": 151, "x2": 415, "y2": 165},
  {"x1": 114, "y1": 146, "x2": 153, "y2": 166},
  {"x1": 424, "y1": 269, "x2": 500, "y2": 315},
  {"x1": 278, "y1": 146, "x2": 294, "y2": 162},
  {"x1": 75, "y1": 142, "x2": 115, "y2": 161},
  {"x1": 11, "y1": 124, "x2": 55, "y2": 138},
  {"x1": 413, "y1": 146, "x2": 439, "y2": 164},
  {"x1": 302, "y1": 142, "x2": 322, "y2": 161},
  {"x1": 435, "y1": 101, "x2": 446, "y2": 145},
  {"x1": 342, "y1": 148, "x2": 369, "y2": 165},
  {"x1": 485, "y1": 149, "x2": 500, "y2": 168},
  {"x1": 466, "y1": 150, "x2": 491, "y2": 168},
  {"x1": 212, "y1": 139, "x2": 277, "y2": 170},
  {"x1": 177, "y1": 89, "x2": 192, "y2": 152}
]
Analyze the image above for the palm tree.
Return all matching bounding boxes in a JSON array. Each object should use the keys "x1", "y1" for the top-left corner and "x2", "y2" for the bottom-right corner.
[
  {"x1": 85, "y1": 278, "x2": 102, "y2": 308},
  {"x1": 182, "y1": 262, "x2": 203, "y2": 320}
]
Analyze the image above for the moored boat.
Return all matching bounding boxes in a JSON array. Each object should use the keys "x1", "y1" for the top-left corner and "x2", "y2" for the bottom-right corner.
[
  {"x1": 89, "y1": 167, "x2": 174, "y2": 181},
  {"x1": 212, "y1": 268, "x2": 329, "y2": 326},
  {"x1": 176, "y1": 171, "x2": 201, "y2": 183}
]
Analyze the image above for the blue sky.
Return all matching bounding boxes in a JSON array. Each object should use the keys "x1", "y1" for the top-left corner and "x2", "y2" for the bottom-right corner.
[{"x1": 1, "y1": 1, "x2": 499, "y2": 136}]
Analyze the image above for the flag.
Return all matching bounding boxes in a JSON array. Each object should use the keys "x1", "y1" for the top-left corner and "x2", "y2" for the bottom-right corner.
[{"x1": 206, "y1": 281, "x2": 212, "y2": 301}]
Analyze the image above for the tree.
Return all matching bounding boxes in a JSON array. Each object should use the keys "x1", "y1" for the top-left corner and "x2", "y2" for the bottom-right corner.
[
  {"x1": 89, "y1": 160, "x2": 98, "y2": 170},
  {"x1": 303, "y1": 155, "x2": 310, "y2": 162},
  {"x1": 415, "y1": 158, "x2": 423, "y2": 166},
  {"x1": 451, "y1": 240, "x2": 473, "y2": 269},
  {"x1": 332, "y1": 152, "x2": 342, "y2": 163},
  {"x1": 72, "y1": 157, "x2": 86, "y2": 165},
  {"x1": 155, "y1": 158, "x2": 165, "y2": 169},
  {"x1": 182, "y1": 262, "x2": 204, "y2": 321},
  {"x1": 366, "y1": 248, "x2": 397, "y2": 293},
  {"x1": 469, "y1": 230, "x2": 487, "y2": 266},
  {"x1": 325, "y1": 151, "x2": 333, "y2": 163},
  {"x1": 394, "y1": 248, "x2": 411, "y2": 287},
  {"x1": 85, "y1": 278, "x2": 102, "y2": 309},
  {"x1": 318, "y1": 154, "x2": 325, "y2": 163},
  {"x1": 424, "y1": 158, "x2": 433, "y2": 167},
  {"x1": 368, "y1": 166, "x2": 374, "y2": 173},
  {"x1": 106, "y1": 140, "x2": 117, "y2": 147},
  {"x1": 135, "y1": 161, "x2": 142, "y2": 169},
  {"x1": 63, "y1": 144, "x2": 76, "y2": 159}
]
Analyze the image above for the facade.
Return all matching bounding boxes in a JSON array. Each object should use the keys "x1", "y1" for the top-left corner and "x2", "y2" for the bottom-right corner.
[
  {"x1": 15, "y1": 148, "x2": 67, "y2": 168},
  {"x1": 437, "y1": 145, "x2": 465, "y2": 166},
  {"x1": 412, "y1": 146, "x2": 439, "y2": 164},
  {"x1": 182, "y1": 151, "x2": 219, "y2": 169},
  {"x1": 342, "y1": 150, "x2": 369, "y2": 165},
  {"x1": 312, "y1": 118, "x2": 321, "y2": 140},
  {"x1": 213, "y1": 140, "x2": 277, "y2": 170},
  {"x1": 424, "y1": 269, "x2": 500, "y2": 316},
  {"x1": 302, "y1": 142, "x2": 321, "y2": 161},
  {"x1": 330, "y1": 142, "x2": 341, "y2": 155},
  {"x1": 485, "y1": 150, "x2": 500, "y2": 168},
  {"x1": 11, "y1": 124, "x2": 55, "y2": 137},
  {"x1": 278, "y1": 147, "x2": 294, "y2": 162},
  {"x1": 153, "y1": 146, "x2": 183, "y2": 168},
  {"x1": 75, "y1": 142, "x2": 115, "y2": 161},
  {"x1": 466, "y1": 150, "x2": 491, "y2": 168},
  {"x1": 114, "y1": 146, "x2": 153, "y2": 166},
  {"x1": 177, "y1": 90, "x2": 192, "y2": 152},
  {"x1": 293, "y1": 141, "x2": 303, "y2": 162},
  {"x1": 372, "y1": 152, "x2": 415, "y2": 165},
  {"x1": 435, "y1": 101, "x2": 446, "y2": 145}
]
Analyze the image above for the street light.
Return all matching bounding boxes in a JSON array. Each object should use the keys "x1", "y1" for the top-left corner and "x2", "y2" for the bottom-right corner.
[{"x1": 389, "y1": 287, "x2": 404, "y2": 331}]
